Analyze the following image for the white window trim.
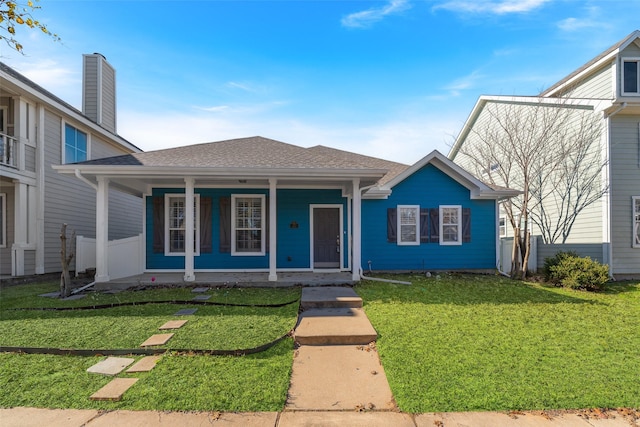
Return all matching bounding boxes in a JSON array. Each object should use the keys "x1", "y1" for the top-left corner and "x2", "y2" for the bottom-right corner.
[
  {"x1": 440, "y1": 205, "x2": 462, "y2": 246},
  {"x1": 231, "y1": 194, "x2": 266, "y2": 256},
  {"x1": 164, "y1": 194, "x2": 200, "y2": 256},
  {"x1": 0, "y1": 193, "x2": 6, "y2": 248},
  {"x1": 499, "y1": 215, "x2": 507, "y2": 238},
  {"x1": 633, "y1": 196, "x2": 640, "y2": 248},
  {"x1": 621, "y1": 57, "x2": 640, "y2": 97},
  {"x1": 61, "y1": 121, "x2": 91, "y2": 164},
  {"x1": 397, "y1": 205, "x2": 420, "y2": 246}
]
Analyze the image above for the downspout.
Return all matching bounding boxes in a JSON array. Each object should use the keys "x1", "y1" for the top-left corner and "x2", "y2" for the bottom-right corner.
[
  {"x1": 603, "y1": 102, "x2": 627, "y2": 279},
  {"x1": 72, "y1": 169, "x2": 98, "y2": 292},
  {"x1": 74, "y1": 169, "x2": 98, "y2": 191},
  {"x1": 356, "y1": 184, "x2": 412, "y2": 285}
]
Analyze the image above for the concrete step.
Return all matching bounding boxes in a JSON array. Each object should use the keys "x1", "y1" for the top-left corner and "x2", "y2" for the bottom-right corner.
[
  {"x1": 300, "y1": 286, "x2": 362, "y2": 309},
  {"x1": 294, "y1": 307, "x2": 378, "y2": 345}
]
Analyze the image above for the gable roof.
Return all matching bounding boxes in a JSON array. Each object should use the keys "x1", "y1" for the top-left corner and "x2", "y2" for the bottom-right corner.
[
  {"x1": 365, "y1": 150, "x2": 520, "y2": 200},
  {"x1": 540, "y1": 30, "x2": 640, "y2": 97}
]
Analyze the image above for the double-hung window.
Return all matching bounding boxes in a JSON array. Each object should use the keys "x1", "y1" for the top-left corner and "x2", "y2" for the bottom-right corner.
[
  {"x1": 64, "y1": 124, "x2": 88, "y2": 163},
  {"x1": 165, "y1": 195, "x2": 200, "y2": 255},
  {"x1": 0, "y1": 193, "x2": 5, "y2": 248},
  {"x1": 634, "y1": 197, "x2": 640, "y2": 248},
  {"x1": 397, "y1": 205, "x2": 420, "y2": 245},
  {"x1": 622, "y1": 58, "x2": 640, "y2": 96},
  {"x1": 440, "y1": 205, "x2": 462, "y2": 245},
  {"x1": 232, "y1": 194, "x2": 265, "y2": 255}
]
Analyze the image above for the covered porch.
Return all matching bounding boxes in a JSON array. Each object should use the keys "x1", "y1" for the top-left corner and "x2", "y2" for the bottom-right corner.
[{"x1": 92, "y1": 271, "x2": 356, "y2": 291}]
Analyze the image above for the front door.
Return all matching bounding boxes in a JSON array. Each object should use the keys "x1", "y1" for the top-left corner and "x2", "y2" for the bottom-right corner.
[{"x1": 313, "y1": 207, "x2": 341, "y2": 269}]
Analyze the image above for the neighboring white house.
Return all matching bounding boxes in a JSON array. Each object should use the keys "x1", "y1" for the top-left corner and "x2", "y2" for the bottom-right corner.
[
  {"x1": 0, "y1": 54, "x2": 143, "y2": 278},
  {"x1": 449, "y1": 30, "x2": 640, "y2": 279}
]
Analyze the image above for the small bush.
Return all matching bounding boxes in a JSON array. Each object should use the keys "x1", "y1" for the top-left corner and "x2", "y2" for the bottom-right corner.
[
  {"x1": 543, "y1": 251, "x2": 579, "y2": 281},
  {"x1": 545, "y1": 253, "x2": 609, "y2": 291}
]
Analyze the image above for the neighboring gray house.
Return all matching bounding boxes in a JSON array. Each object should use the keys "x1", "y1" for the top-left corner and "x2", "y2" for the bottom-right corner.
[
  {"x1": 449, "y1": 30, "x2": 640, "y2": 278},
  {"x1": 0, "y1": 54, "x2": 142, "y2": 278}
]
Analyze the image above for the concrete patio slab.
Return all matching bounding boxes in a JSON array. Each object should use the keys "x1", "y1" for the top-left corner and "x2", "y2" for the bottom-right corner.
[
  {"x1": 192, "y1": 294, "x2": 211, "y2": 300},
  {"x1": 174, "y1": 308, "x2": 197, "y2": 315},
  {"x1": 300, "y1": 286, "x2": 362, "y2": 309},
  {"x1": 38, "y1": 292, "x2": 60, "y2": 298},
  {"x1": 90, "y1": 378, "x2": 139, "y2": 401},
  {"x1": 62, "y1": 294, "x2": 86, "y2": 301},
  {"x1": 126, "y1": 356, "x2": 162, "y2": 373},
  {"x1": 86, "y1": 357, "x2": 134, "y2": 376},
  {"x1": 85, "y1": 410, "x2": 278, "y2": 426},
  {"x1": 278, "y1": 411, "x2": 414, "y2": 426},
  {"x1": 191, "y1": 287, "x2": 209, "y2": 293},
  {"x1": 294, "y1": 308, "x2": 377, "y2": 345},
  {"x1": 140, "y1": 333, "x2": 174, "y2": 347},
  {"x1": 286, "y1": 345, "x2": 395, "y2": 411},
  {"x1": 158, "y1": 319, "x2": 188, "y2": 330},
  {"x1": 0, "y1": 407, "x2": 99, "y2": 427}
]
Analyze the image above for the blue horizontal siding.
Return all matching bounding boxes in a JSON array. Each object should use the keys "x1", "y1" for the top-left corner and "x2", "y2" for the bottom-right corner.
[
  {"x1": 362, "y1": 164, "x2": 497, "y2": 271},
  {"x1": 146, "y1": 188, "x2": 347, "y2": 270}
]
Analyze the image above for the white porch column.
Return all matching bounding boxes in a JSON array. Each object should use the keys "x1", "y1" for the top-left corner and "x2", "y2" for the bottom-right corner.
[
  {"x1": 35, "y1": 104, "x2": 45, "y2": 274},
  {"x1": 11, "y1": 181, "x2": 28, "y2": 276},
  {"x1": 268, "y1": 178, "x2": 278, "y2": 282},
  {"x1": 95, "y1": 177, "x2": 110, "y2": 283},
  {"x1": 352, "y1": 178, "x2": 361, "y2": 281},
  {"x1": 184, "y1": 177, "x2": 196, "y2": 282}
]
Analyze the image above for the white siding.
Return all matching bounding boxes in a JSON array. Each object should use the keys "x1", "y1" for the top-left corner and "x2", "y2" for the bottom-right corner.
[
  {"x1": 82, "y1": 56, "x2": 99, "y2": 123},
  {"x1": 609, "y1": 115, "x2": 640, "y2": 275},
  {"x1": 556, "y1": 62, "x2": 614, "y2": 100},
  {"x1": 0, "y1": 180, "x2": 14, "y2": 275},
  {"x1": 41, "y1": 110, "x2": 142, "y2": 274},
  {"x1": 101, "y1": 62, "x2": 117, "y2": 134},
  {"x1": 454, "y1": 100, "x2": 604, "y2": 244}
]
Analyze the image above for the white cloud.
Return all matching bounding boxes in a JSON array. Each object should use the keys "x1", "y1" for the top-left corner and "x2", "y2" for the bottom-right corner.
[
  {"x1": 444, "y1": 70, "x2": 485, "y2": 96},
  {"x1": 118, "y1": 108, "x2": 461, "y2": 165},
  {"x1": 341, "y1": 0, "x2": 412, "y2": 29},
  {"x1": 6, "y1": 58, "x2": 80, "y2": 106},
  {"x1": 556, "y1": 7, "x2": 608, "y2": 32},
  {"x1": 433, "y1": 0, "x2": 550, "y2": 15}
]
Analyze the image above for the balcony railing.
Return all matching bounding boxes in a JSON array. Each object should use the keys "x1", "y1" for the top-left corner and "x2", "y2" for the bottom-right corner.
[{"x1": 1, "y1": 132, "x2": 18, "y2": 168}]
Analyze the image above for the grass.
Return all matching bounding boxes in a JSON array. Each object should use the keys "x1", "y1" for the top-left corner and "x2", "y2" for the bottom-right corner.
[
  {"x1": 0, "y1": 282, "x2": 299, "y2": 411},
  {"x1": 355, "y1": 274, "x2": 640, "y2": 413}
]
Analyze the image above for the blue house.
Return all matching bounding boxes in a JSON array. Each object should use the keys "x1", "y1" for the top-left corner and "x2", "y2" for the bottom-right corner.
[{"x1": 54, "y1": 137, "x2": 518, "y2": 283}]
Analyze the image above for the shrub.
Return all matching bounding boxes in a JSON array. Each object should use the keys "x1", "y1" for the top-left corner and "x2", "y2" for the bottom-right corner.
[
  {"x1": 543, "y1": 251, "x2": 579, "y2": 281},
  {"x1": 545, "y1": 253, "x2": 609, "y2": 291}
]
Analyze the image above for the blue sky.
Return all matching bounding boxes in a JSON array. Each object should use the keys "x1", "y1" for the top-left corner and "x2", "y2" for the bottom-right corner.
[{"x1": 2, "y1": 0, "x2": 640, "y2": 164}]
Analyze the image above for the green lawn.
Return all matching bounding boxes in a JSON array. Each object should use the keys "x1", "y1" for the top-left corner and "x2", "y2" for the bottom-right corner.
[
  {"x1": 0, "y1": 282, "x2": 298, "y2": 411},
  {"x1": 355, "y1": 274, "x2": 640, "y2": 413}
]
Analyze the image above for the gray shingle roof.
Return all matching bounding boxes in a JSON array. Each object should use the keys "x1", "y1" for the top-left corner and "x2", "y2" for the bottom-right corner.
[{"x1": 76, "y1": 136, "x2": 402, "y2": 175}]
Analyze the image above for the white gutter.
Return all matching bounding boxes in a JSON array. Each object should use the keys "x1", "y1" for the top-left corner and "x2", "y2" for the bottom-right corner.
[{"x1": 74, "y1": 169, "x2": 98, "y2": 191}]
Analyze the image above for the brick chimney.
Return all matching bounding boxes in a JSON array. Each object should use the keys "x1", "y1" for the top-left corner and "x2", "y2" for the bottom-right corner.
[{"x1": 82, "y1": 53, "x2": 117, "y2": 133}]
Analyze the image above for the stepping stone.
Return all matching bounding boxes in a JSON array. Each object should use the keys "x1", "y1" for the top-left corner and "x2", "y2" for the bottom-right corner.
[
  {"x1": 159, "y1": 320, "x2": 188, "y2": 330},
  {"x1": 140, "y1": 333, "x2": 174, "y2": 347},
  {"x1": 87, "y1": 357, "x2": 135, "y2": 376},
  {"x1": 174, "y1": 308, "x2": 197, "y2": 315},
  {"x1": 126, "y1": 356, "x2": 161, "y2": 373},
  {"x1": 192, "y1": 294, "x2": 211, "y2": 300},
  {"x1": 39, "y1": 292, "x2": 60, "y2": 298},
  {"x1": 192, "y1": 287, "x2": 209, "y2": 293},
  {"x1": 90, "y1": 378, "x2": 138, "y2": 401}
]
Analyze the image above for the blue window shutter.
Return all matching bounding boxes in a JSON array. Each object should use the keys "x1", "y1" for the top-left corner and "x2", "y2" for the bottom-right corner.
[
  {"x1": 387, "y1": 208, "x2": 397, "y2": 242},
  {"x1": 462, "y1": 208, "x2": 471, "y2": 243}
]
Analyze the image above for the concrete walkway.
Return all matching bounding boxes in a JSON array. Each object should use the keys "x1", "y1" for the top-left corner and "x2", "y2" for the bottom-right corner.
[
  {"x1": 1, "y1": 407, "x2": 637, "y2": 426},
  {"x1": 287, "y1": 286, "x2": 396, "y2": 411}
]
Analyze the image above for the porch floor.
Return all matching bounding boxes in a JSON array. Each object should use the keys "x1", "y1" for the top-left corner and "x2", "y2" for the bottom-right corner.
[{"x1": 92, "y1": 271, "x2": 355, "y2": 291}]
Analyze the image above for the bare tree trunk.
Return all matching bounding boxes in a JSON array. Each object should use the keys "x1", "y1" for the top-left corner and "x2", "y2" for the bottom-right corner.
[
  {"x1": 511, "y1": 228, "x2": 521, "y2": 278},
  {"x1": 521, "y1": 230, "x2": 531, "y2": 275},
  {"x1": 60, "y1": 224, "x2": 74, "y2": 298}
]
